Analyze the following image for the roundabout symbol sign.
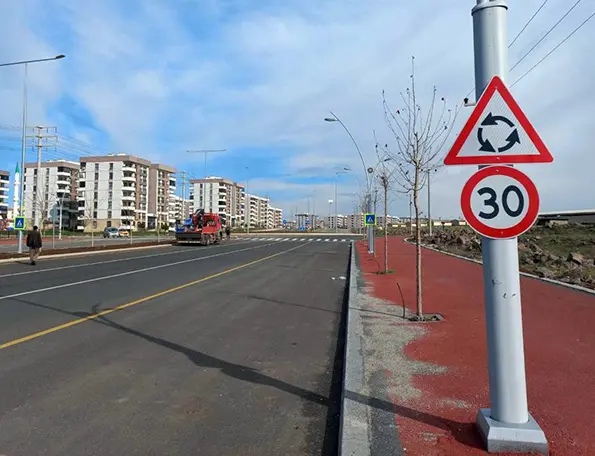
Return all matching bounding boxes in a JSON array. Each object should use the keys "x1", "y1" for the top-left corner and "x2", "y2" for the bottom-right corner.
[
  {"x1": 460, "y1": 166, "x2": 539, "y2": 239},
  {"x1": 477, "y1": 113, "x2": 519, "y2": 153}
]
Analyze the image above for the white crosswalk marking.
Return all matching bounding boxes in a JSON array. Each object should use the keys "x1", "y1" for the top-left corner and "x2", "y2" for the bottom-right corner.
[
  {"x1": 324, "y1": 239, "x2": 330, "y2": 242},
  {"x1": 341, "y1": 239, "x2": 346, "y2": 242},
  {"x1": 316, "y1": 239, "x2": 321, "y2": 241},
  {"x1": 332, "y1": 239, "x2": 338, "y2": 242}
]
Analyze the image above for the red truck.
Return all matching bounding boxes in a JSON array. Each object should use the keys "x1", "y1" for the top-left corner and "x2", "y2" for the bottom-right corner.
[{"x1": 175, "y1": 209, "x2": 223, "y2": 246}]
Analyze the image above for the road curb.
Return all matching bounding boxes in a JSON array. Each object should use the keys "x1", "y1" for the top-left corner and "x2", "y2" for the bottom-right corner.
[
  {"x1": 410, "y1": 240, "x2": 595, "y2": 297},
  {"x1": 339, "y1": 241, "x2": 370, "y2": 456},
  {"x1": 0, "y1": 243, "x2": 172, "y2": 264}
]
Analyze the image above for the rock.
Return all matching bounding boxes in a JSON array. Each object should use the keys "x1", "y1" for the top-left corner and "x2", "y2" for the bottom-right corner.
[
  {"x1": 471, "y1": 239, "x2": 481, "y2": 251},
  {"x1": 567, "y1": 252, "x2": 584, "y2": 265},
  {"x1": 532, "y1": 253, "x2": 546, "y2": 264},
  {"x1": 518, "y1": 243, "x2": 529, "y2": 252},
  {"x1": 546, "y1": 253, "x2": 560, "y2": 263},
  {"x1": 456, "y1": 236, "x2": 468, "y2": 246},
  {"x1": 536, "y1": 267, "x2": 554, "y2": 279}
]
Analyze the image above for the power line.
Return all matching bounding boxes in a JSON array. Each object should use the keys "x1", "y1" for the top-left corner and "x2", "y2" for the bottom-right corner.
[
  {"x1": 510, "y1": 0, "x2": 583, "y2": 72},
  {"x1": 512, "y1": 10, "x2": 595, "y2": 87},
  {"x1": 509, "y1": 0, "x2": 549, "y2": 48}
]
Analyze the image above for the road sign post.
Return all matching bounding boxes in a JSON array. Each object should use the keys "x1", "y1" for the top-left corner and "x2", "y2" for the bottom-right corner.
[{"x1": 446, "y1": 1, "x2": 548, "y2": 453}]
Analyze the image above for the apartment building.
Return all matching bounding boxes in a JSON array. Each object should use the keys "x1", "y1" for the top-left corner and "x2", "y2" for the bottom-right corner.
[
  {"x1": 267, "y1": 207, "x2": 283, "y2": 229},
  {"x1": 247, "y1": 194, "x2": 269, "y2": 228},
  {"x1": 191, "y1": 177, "x2": 244, "y2": 227},
  {"x1": 347, "y1": 213, "x2": 365, "y2": 232},
  {"x1": 168, "y1": 195, "x2": 192, "y2": 229},
  {"x1": 0, "y1": 170, "x2": 9, "y2": 220},
  {"x1": 148, "y1": 164, "x2": 176, "y2": 230},
  {"x1": 77, "y1": 154, "x2": 150, "y2": 231},
  {"x1": 326, "y1": 215, "x2": 348, "y2": 230},
  {"x1": 22, "y1": 160, "x2": 79, "y2": 229}
]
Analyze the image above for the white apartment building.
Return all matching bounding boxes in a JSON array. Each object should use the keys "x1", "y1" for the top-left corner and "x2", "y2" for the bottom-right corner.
[
  {"x1": 0, "y1": 170, "x2": 9, "y2": 220},
  {"x1": 77, "y1": 154, "x2": 151, "y2": 231},
  {"x1": 148, "y1": 163, "x2": 176, "y2": 230},
  {"x1": 267, "y1": 207, "x2": 283, "y2": 229},
  {"x1": 168, "y1": 195, "x2": 192, "y2": 229},
  {"x1": 22, "y1": 160, "x2": 79, "y2": 229},
  {"x1": 191, "y1": 177, "x2": 244, "y2": 227},
  {"x1": 247, "y1": 194, "x2": 269, "y2": 228}
]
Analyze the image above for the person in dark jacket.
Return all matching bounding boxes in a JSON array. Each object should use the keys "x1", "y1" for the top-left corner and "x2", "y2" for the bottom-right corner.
[
  {"x1": 26, "y1": 225, "x2": 42, "y2": 265},
  {"x1": 225, "y1": 225, "x2": 231, "y2": 239}
]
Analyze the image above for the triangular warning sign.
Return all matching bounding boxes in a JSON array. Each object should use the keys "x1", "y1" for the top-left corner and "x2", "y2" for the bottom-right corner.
[{"x1": 444, "y1": 76, "x2": 553, "y2": 165}]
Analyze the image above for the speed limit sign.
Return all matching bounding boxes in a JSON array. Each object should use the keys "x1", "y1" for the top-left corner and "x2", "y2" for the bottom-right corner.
[{"x1": 461, "y1": 166, "x2": 539, "y2": 239}]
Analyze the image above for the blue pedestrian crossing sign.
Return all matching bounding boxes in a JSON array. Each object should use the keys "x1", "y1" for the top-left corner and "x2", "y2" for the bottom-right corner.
[
  {"x1": 364, "y1": 213, "x2": 376, "y2": 226},
  {"x1": 14, "y1": 216, "x2": 25, "y2": 230}
]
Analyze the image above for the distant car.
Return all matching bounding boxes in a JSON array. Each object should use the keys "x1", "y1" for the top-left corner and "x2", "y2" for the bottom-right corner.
[
  {"x1": 119, "y1": 228, "x2": 130, "y2": 237},
  {"x1": 103, "y1": 227, "x2": 119, "y2": 238}
]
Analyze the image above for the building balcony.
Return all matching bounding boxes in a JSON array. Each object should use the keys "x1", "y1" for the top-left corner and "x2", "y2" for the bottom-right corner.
[
  {"x1": 122, "y1": 195, "x2": 136, "y2": 201},
  {"x1": 121, "y1": 214, "x2": 135, "y2": 221},
  {"x1": 0, "y1": 177, "x2": 10, "y2": 184},
  {"x1": 122, "y1": 175, "x2": 136, "y2": 183},
  {"x1": 122, "y1": 165, "x2": 136, "y2": 173}
]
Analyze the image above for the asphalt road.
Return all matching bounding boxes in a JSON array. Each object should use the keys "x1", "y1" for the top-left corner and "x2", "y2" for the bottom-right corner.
[
  {"x1": 0, "y1": 237, "x2": 349, "y2": 455},
  {"x1": 0, "y1": 235, "x2": 174, "y2": 252}
]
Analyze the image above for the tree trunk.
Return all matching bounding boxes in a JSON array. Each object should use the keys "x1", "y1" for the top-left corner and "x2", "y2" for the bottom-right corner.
[
  {"x1": 384, "y1": 185, "x2": 388, "y2": 273},
  {"x1": 413, "y1": 171, "x2": 423, "y2": 318}
]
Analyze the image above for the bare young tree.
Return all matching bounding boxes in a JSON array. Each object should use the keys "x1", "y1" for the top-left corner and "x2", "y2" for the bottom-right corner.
[
  {"x1": 376, "y1": 160, "x2": 396, "y2": 274},
  {"x1": 378, "y1": 57, "x2": 460, "y2": 319}
]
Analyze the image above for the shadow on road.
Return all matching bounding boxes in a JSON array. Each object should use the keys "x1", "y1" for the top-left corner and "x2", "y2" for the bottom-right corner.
[
  {"x1": 12, "y1": 298, "x2": 329, "y2": 408},
  {"x1": 9, "y1": 295, "x2": 481, "y2": 451}
]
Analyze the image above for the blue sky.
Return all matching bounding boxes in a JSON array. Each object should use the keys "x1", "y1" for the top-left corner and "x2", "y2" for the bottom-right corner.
[{"x1": 1, "y1": 0, "x2": 594, "y2": 218}]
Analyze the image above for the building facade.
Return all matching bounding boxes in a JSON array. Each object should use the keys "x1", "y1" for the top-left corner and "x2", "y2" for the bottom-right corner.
[
  {"x1": 148, "y1": 164, "x2": 176, "y2": 230},
  {"x1": 22, "y1": 160, "x2": 79, "y2": 229},
  {"x1": 77, "y1": 154, "x2": 151, "y2": 231},
  {"x1": 191, "y1": 177, "x2": 244, "y2": 227},
  {"x1": 326, "y1": 214, "x2": 348, "y2": 230},
  {"x1": 0, "y1": 170, "x2": 9, "y2": 220},
  {"x1": 168, "y1": 195, "x2": 192, "y2": 230},
  {"x1": 267, "y1": 207, "x2": 283, "y2": 229}
]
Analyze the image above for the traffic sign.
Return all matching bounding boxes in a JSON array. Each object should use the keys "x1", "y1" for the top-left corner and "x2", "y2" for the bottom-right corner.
[
  {"x1": 14, "y1": 217, "x2": 25, "y2": 231},
  {"x1": 364, "y1": 213, "x2": 376, "y2": 226},
  {"x1": 444, "y1": 76, "x2": 553, "y2": 166},
  {"x1": 461, "y1": 166, "x2": 539, "y2": 239}
]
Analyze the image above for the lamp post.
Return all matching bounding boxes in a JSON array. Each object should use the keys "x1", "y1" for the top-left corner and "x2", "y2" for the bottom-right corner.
[
  {"x1": 324, "y1": 112, "x2": 374, "y2": 251},
  {"x1": 334, "y1": 168, "x2": 349, "y2": 233},
  {"x1": 0, "y1": 54, "x2": 65, "y2": 253}
]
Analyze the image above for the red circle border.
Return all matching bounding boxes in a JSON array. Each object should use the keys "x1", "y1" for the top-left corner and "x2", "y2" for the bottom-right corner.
[{"x1": 460, "y1": 166, "x2": 540, "y2": 239}]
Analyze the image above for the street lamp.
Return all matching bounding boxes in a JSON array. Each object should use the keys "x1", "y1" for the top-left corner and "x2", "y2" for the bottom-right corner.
[
  {"x1": 334, "y1": 168, "x2": 349, "y2": 233},
  {"x1": 325, "y1": 112, "x2": 375, "y2": 252},
  {"x1": 0, "y1": 54, "x2": 66, "y2": 253}
]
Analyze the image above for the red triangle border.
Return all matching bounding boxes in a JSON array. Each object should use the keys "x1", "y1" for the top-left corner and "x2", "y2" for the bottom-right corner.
[{"x1": 444, "y1": 76, "x2": 554, "y2": 165}]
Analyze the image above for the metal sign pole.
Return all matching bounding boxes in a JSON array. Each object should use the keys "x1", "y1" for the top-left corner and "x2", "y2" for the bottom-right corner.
[{"x1": 472, "y1": 1, "x2": 547, "y2": 453}]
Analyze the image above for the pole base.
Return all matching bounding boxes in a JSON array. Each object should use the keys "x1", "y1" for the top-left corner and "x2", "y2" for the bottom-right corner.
[{"x1": 476, "y1": 408, "x2": 548, "y2": 454}]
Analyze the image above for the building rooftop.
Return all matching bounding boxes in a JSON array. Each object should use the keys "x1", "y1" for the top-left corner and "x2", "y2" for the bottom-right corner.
[
  {"x1": 24, "y1": 160, "x2": 79, "y2": 169},
  {"x1": 80, "y1": 154, "x2": 151, "y2": 166}
]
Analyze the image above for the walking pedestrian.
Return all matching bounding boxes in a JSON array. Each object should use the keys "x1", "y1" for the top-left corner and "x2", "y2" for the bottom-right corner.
[
  {"x1": 26, "y1": 225, "x2": 43, "y2": 265},
  {"x1": 225, "y1": 225, "x2": 231, "y2": 240}
]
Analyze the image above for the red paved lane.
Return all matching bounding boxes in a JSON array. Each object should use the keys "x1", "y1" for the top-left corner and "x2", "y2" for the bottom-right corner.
[{"x1": 357, "y1": 237, "x2": 595, "y2": 456}]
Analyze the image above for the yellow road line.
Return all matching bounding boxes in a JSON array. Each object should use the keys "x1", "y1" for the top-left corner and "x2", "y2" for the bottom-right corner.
[{"x1": 0, "y1": 243, "x2": 304, "y2": 351}]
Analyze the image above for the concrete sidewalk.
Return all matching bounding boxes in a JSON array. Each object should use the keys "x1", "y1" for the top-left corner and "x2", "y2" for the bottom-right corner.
[{"x1": 341, "y1": 237, "x2": 595, "y2": 455}]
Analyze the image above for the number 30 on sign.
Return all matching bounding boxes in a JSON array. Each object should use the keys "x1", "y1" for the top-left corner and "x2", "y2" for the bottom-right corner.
[{"x1": 460, "y1": 166, "x2": 539, "y2": 239}]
